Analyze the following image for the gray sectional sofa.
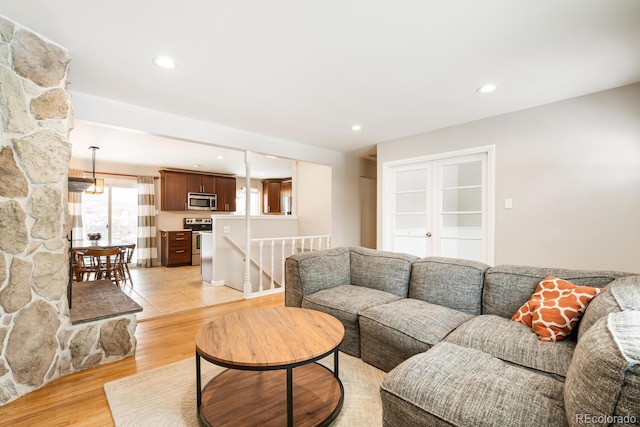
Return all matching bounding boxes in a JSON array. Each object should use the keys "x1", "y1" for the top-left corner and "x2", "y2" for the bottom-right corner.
[{"x1": 285, "y1": 246, "x2": 640, "y2": 427}]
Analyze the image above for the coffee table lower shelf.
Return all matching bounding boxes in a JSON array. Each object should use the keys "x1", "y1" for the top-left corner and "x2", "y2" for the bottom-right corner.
[{"x1": 198, "y1": 363, "x2": 344, "y2": 427}]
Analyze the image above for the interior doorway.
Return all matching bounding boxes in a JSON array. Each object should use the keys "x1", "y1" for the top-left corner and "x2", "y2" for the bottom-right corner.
[{"x1": 360, "y1": 176, "x2": 377, "y2": 248}]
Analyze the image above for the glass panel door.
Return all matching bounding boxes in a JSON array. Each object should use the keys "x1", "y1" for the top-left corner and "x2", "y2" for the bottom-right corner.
[
  {"x1": 434, "y1": 156, "x2": 485, "y2": 262},
  {"x1": 384, "y1": 148, "x2": 493, "y2": 264},
  {"x1": 111, "y1": 187, "x2": 137, "y2": 262},
  {"x1": 81, "y1": 181, "x2": 138, "y2": 262},
  {"x1": 82, "y1": 192, "x2": 108, "y2": 242},
  {"x1": 391, "y1": 164, "x2": 431, "y2": 257}
]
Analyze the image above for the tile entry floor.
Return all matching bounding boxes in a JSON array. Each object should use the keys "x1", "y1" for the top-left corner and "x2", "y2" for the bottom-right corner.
[{"x1": 117, "y1": 265, "x2": 244, "y2": 321}]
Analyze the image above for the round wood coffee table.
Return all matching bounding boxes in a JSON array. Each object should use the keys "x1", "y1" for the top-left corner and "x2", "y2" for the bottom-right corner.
[{"x1": 195, "y1": 307, "x2": 345, "y2": 427}]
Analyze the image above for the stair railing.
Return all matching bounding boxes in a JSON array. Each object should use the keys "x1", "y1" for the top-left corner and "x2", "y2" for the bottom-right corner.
[{"x1": 225, "y1": 235, "x2": 331, "y2": 298}]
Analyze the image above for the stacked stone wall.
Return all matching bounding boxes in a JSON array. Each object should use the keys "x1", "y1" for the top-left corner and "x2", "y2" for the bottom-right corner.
[{"x1": 0, "y1": 15, "x2": 137, "y2": 406}]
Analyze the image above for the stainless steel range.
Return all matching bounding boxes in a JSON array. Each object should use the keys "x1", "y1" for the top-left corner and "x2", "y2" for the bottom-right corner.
[{"x1": 183, "y1": 218, "x2": 212, "y2": 266}]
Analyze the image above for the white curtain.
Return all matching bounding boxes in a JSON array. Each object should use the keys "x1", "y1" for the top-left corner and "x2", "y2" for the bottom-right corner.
[
  {"x1": 68, "y1": 169, "x2": 84, "y2": 246},
  {"x1": 136, "y1": 176, "x2": 158, "y2": 267}
]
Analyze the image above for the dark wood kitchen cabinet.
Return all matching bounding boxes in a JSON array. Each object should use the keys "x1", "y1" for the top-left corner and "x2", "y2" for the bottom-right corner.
[
  {"x1": 160, "y1": 170, "x2": 236, "y2": 212},
  {"x1": 262, "y1": 178, "x2": 292, "y2": 214},
  {"x1": 263, "y1": 181, "x2": 281, "y2": 214},
  {"x1": 187, "y1": 174, "x2": 216, "y2": 194},
  {"x1": 161, "y1": 230, "x2": 192, "y2": 266},
  {"x1": 160, "y1": 170, "x2": 188, "y2": 211},
  {"x1": 216, "y1": 176, "x2": 236, "y2": 212}
]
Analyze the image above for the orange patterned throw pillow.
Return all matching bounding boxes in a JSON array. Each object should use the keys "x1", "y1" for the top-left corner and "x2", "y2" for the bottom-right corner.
[
  {"x1": 511, "y1": 276, "x2": 605, "y2": 342},
  {"x1": 511, "y1": 298, "x2": 534, "y2": 327}
]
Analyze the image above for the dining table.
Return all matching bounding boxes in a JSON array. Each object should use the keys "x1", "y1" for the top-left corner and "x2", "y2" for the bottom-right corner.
[
  {"x1": 71, "y1": 239, "x2": 134, "y2": 251},
  {"x1": 68, "y1": 239, "x2": 135, "y2": 308}
]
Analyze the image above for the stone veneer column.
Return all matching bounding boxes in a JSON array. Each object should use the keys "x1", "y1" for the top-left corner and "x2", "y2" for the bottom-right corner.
[{"x1": 0, "y1": 16, "x2": 137, "y2": 405}]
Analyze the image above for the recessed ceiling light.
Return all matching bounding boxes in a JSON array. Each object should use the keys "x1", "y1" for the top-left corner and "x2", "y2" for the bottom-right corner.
[
  {"x1": 477, "y1": 83, "x2": 498, "y2": 94},
  {"x1": 350, "y1": 124, "x2": 363, "y2": 131},
  {"x1": 217, "y1": 156, "x2": 224, "y2": 160},
  {"x1": 152, "y1": 56, "x2": 177, "y2": 69},
  {"x1": 266, "y1": 155, "x2": 278, "y2": 159},
  {"x1": 193, "y1": 164, "x2": 201, "y2": 168}
]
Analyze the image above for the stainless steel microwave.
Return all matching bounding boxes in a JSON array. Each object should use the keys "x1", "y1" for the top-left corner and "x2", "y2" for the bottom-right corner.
[{"x1": 187, "y1": 192, "x2": 217, "y2": 211}]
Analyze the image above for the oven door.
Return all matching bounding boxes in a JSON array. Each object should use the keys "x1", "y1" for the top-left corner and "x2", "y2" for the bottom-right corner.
[{"x1": 191, "y1": 231, "x2": 201, "y2": 265}]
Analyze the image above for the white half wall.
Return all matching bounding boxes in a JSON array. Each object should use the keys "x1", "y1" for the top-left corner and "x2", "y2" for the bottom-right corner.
[
  {"x1": 208, "y1": 216, "x2": 299, "y2": 291},
  {"x1": 377, "y1": 83, "x2": 640, "y2": 273}
]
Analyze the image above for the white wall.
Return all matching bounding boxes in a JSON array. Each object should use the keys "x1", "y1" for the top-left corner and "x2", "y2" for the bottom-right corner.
[
  {"x1": 70, "y1": 92, "x2": 361, "y2": 248},
  {"x1": 296, "y1": 161, "x2": 332, "y2": 237},
  {"x1": 377, "y1": 83, "x2": 640, "y2": 273}
]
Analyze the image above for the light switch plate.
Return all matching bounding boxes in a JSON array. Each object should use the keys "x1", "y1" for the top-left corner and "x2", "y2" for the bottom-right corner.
[
  {"x1": 504, "y1": 198, "x2": 513, "y2": 209},
  {"x1": 223, "y1": 226, "x2": 231, "y2": 233}
]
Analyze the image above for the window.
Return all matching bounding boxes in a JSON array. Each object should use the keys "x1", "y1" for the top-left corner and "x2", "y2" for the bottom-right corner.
[
  {"x1": 82, "y1": 178, "x2": 138, "y2": 261},
  {"x1": 235, "y1": 186, "x2": 260, "y2": 216}
]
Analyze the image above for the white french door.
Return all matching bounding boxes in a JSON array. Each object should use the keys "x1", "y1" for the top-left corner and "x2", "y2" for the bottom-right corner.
[
  {"x1": 390, "y1": 163, "x2": 434, "y2": 258},
  {"x1": 434, "y1": 154, "x2": 487, "y2": 262},
  {"x1": 384, "y1": 147, "x2": 494, "y2": 264}
]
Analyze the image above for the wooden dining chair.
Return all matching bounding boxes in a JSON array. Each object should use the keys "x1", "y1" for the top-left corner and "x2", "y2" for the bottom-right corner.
[
  {"x1": 73, "y1": 249, "x2": 98, "y2": 282},
  {"x1": 78, "y1": 247, "x2": 125, "y2": 287},
  {"x1": 119, "y1": 244, "x2": 136, "y2": 286}
]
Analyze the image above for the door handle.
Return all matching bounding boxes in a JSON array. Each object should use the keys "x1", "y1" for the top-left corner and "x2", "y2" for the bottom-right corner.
[{"x1": 426, "y1": 232, "x2": 432, "y2": 237}]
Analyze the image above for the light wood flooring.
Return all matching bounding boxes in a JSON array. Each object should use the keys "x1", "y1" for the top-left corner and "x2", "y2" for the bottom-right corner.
[
  {"x1": 0, "y1": 293, "x2": 284, "y2": 426},
  {"x1": 119, "y1": 265, "x2": 244, "y2": 321}
]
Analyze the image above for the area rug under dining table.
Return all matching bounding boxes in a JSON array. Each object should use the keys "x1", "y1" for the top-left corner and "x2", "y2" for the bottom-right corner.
[{"x1": 104, "y1": 352, "x2": 384, "y2": 426}]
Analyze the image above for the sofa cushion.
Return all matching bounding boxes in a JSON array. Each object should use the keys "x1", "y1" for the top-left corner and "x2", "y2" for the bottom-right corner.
[
  {"x1": 359, "y1": 298, "x2": 473, "y2": 372},
  {"x1": 565, "y1": 311, "x2": 640, "y2": 427},
  {"x1": 284, "y1": 247, "x2": 351, "y2": 308},
  {"x1": 511, "y1": 276, "x2": 604, "y2": 342},
  {"x1": 381, "y1": 342, "x2": 567, "y2": 427},
  {"x1": 301, "y1": 284, "x2": 401, "y2": 357},
  {"x1": 483, "y1": 265, "x2": 627, "y2": 319},
  {"x1": 578, "y1": 275, "x2": 640, "y2": 340},
  {"x1": 444, "y1": 315, "x2": 575, "y2": 378},
  {"x1": 408, "y1": 257, "x2": 489, "y2": 315},
  {"x1": 349, "y1": 246, "x2": 418, "y2": 298}
]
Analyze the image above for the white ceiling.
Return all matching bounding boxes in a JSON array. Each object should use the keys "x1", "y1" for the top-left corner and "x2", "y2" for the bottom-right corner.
[{"x1": 3, "y1": 0, "x2": 640, "y2": 161}]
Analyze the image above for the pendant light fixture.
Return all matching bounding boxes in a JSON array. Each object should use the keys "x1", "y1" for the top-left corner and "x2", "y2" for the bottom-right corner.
[{"x1": 85, "y1": 146, "x2": 104, "y2": 195}]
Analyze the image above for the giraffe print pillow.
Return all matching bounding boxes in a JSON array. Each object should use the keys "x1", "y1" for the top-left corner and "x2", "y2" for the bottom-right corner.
[{"x1": 511, "y1": 276, "x2": 605, "y2": 342}]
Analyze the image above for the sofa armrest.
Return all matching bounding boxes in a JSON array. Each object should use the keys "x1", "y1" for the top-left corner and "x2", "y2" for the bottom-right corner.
[{"x1": 284, "y1": 247, "x2": 351, "y2": 307}]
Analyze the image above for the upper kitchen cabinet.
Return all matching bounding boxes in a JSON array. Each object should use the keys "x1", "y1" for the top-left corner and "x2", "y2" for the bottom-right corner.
[
  {"x1": 187, "y1": 174, "x2": 216, "y2": 194},
  {"x1": 216, "y1": 176, "x2": 236, "y2": 212},
  {"x1": 160, "y1": 169, "x2": 236, "y2": 212},
  {"x1": 262, "y1": 178, "x2": 292, "y2": 214},
  {"x1": 160, "y1": 170, "x2": 188, "y2": 211}
]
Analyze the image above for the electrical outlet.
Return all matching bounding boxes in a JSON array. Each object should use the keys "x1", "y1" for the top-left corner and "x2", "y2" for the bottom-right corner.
[{"x1": 223, "y1": 226, "x2": 231, "y2": 234}]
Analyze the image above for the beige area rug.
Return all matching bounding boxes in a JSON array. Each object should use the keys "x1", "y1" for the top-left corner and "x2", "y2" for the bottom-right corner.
[{"x1": 104, "y1": 352, "x2": 385, "y2": 426}]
